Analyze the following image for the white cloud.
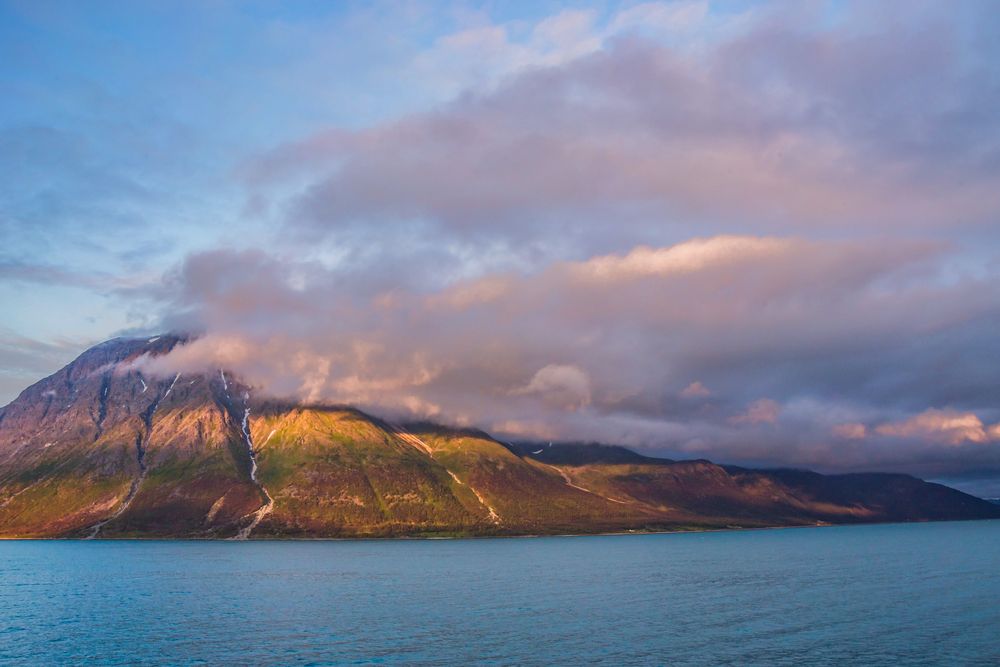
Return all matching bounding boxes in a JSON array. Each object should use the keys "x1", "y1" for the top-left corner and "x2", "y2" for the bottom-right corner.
[
  {"x1": 513, "y1": 364, "x2": 592, "y2": 411},
  {"x1": 876, "y1": 409, "x2": 1000, "y2": 446},
  {"x1": 408, "y1": 2, "x2": 717, "y2": 97}
]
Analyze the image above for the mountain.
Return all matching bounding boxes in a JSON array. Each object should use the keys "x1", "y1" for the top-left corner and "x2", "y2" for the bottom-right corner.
[{"x1": 0, "y1": 337, "x2": 997, "y2": 538}]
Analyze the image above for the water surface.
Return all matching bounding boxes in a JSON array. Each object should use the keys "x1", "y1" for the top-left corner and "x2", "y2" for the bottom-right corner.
[{"x1": 1, "y1": 521, "x2": 998, "y2": 665}]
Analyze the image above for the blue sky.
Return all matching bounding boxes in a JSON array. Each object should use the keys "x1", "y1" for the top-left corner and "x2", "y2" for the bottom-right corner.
[
  {"x1": 2, "y1": 0, "x2": 758, "y2": 357},
  {"x1": 3, "y1": 1, "x2": 1000, "y2": 493}
]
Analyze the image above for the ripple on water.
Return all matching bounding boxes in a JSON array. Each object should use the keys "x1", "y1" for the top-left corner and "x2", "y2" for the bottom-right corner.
[{"x1": 0, "y1": 522, "x2": 998, "y2": 665}]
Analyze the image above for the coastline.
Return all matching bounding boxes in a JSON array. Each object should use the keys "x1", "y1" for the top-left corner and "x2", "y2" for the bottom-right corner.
[{"x1": 2, "y1": 516, "x2": 997, "y2": 542}]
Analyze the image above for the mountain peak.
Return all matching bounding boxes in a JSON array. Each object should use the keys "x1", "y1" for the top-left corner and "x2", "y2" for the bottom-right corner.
[{"x1": 0, "y1": 336, "x2": 997, "y2": 538}]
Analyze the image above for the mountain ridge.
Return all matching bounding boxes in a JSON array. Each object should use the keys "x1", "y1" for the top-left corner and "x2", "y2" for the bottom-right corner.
[{"x1": 0, "y1": 336, "x2": 997, "y2": 538}]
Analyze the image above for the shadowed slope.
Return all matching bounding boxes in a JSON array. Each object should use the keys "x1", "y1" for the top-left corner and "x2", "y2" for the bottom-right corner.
[
  {"x1": 0, "y1": 337, "x2": 187, "y2": 537},
  {"x1": 517, "y1": 446, "x2": 1000, "y2": 526}
]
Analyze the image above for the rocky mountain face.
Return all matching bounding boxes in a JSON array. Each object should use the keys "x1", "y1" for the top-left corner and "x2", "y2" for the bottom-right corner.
[{"x1": 1, "y1": 337, "x2": 997, "y2": 538}]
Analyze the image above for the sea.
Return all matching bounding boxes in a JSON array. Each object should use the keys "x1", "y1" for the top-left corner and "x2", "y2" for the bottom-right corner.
[{"x1": 1, "y1": 521, "x2": 998, "y2": 665}]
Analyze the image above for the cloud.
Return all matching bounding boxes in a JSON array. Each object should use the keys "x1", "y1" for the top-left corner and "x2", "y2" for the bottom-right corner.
[
  {"x1": 130, "y1": 233, "x2": 1000, "y2": 483},
  {"x1": 247, "y1": 1, "x2": 1000, "y2": 258},
  {"x1": 0, "y1": 258, "x2": 155, "y2": 291},
  {"x1": 875, "y1": 409, "x2": 1000, "y2": 446},
  {"x1": 731, "y1": 399, "x2": 780, "y2": 425},
  {"x1": 680, "y1": 381, "x2": 710, "y2": 398},
  {"x1": 609, "y1": 1, "x2": 709, "y2": 36},
  {"x1": 405, "y1": 2, "x2": 712, "y2": 99},
  {"x1": 832, "y1": 422, "x2": 867, "y2": 440},
  {"x1": 513, "y1": 364, "x2": 592, "y2": 411},
  {"x1": 571, "y1": 237, "x2": 794, "y2": 280}
]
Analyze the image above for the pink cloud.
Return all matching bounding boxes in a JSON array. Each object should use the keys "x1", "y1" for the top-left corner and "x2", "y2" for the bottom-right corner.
[
  {"x1": 247, "y1": 13, "x2": 1000, "y2": 249},
  {"x1": 833, "y1": 422, "x2": 867, "y2": 440},
  {"x1": 731, "y1": 399, "x2": 781, "y2": 425},
  {"x1": 131, "y1": 233, "x2": 1000, "y2": 478},
  {"x1": 681, "y1": 381, "x2": 711, "y2": 398},
  {"x1": 876, "y1": 409, "x2": 1000, "y2": 446}
]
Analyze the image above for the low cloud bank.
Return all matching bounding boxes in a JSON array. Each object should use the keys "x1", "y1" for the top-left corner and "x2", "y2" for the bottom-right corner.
[{"x1": 133, "y1": 234, "x2": 1000, "y2": 487}]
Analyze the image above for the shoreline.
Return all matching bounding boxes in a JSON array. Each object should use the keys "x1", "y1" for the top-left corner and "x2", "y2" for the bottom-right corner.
[{"x1": 1, "y1": 517, "x2": 997, "y2": 542}]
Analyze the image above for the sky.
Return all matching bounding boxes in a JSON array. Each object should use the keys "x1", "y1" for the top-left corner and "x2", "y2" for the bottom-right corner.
[{"x1": 3, "y1": 0, "x2": 1000, "y2": 495}]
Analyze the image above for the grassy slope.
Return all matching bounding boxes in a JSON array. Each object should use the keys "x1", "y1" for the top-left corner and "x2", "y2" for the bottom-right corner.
[
  {"x1": 548, "y1": 459, "x2": 856, "y2": 527},
  {"x1": 249, "y1": 408, "x2": 484, "y2": 537},
  {"x1": 405, "y1": 426, "x2": 664, "y2": 534},
  {"x1": 0, "y1": 443, "x2": 134, "y2": 538}
]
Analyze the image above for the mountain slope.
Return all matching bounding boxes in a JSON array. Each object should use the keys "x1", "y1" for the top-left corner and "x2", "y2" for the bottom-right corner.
[{"x1": 0, "y1": 337, "x2": 997, "y2": 538}]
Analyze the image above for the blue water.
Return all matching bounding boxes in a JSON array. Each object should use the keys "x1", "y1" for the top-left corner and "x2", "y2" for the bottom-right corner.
[{"x1": 1, "y1": 522, "x2": 998, "y2": 666}]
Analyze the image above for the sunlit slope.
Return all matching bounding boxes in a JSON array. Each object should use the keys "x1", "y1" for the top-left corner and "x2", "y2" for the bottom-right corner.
[
  {"x1": 407, "y1": 426, "x2": 662, "y2": 533},
  {"x1": 95, "y1": 373, "x2": 264, "y2": 538},
  {"x1": 243, "y1": 411, "x2": 658, "y2": 537},
  {"x1": 244, "y1": 407, "x2": 485, "y2": 537}
]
